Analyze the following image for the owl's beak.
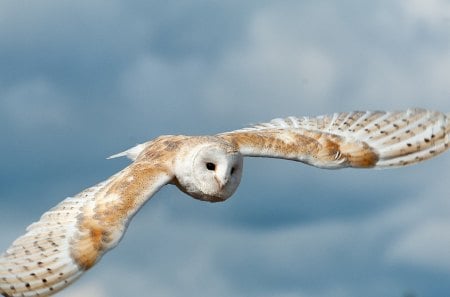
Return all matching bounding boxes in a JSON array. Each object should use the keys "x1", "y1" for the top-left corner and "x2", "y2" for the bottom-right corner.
[{"x1": 215, "y1": 175, "x2": 229, "y2": 190}]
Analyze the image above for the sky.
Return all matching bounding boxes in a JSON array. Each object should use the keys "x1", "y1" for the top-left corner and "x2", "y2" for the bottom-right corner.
[{"x1": 1, "y1": 0, "x2": 450, "y2": 296}]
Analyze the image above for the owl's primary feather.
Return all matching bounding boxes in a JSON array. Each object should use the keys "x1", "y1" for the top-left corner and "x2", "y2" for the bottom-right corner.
[
  {"x1": 0, "y1": 184, "x2": 100, "y2": 297},
  {"x1": 1, "y1": 109, "x2": 449, "y2": 296}
]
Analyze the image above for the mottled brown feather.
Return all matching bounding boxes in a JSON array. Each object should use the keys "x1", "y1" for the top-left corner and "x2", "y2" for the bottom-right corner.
[
  {"x1": 70, "y1": 137, "x2": 179, "y2": 271},
  {"x1": 220, "y1": 109, "x2": 448, "y2": 169},
  {"x1": 220, "y1": 129, "x2": 379, "y2": 169}
]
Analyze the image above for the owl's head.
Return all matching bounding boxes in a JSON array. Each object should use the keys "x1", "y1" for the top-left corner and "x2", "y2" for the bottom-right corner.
[{"x1": 173, "y1": 137, "x2": 243, "y2": 202}]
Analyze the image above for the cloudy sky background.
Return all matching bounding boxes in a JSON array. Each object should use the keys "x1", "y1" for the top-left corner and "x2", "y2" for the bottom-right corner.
[{"x1": 1, "y1": 0, "x2": 450, "y2": 296}]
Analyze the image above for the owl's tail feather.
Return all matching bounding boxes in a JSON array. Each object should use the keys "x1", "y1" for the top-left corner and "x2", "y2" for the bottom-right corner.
[{"x1": 107, "y1": 142, "x2": 147, "y2": 161}]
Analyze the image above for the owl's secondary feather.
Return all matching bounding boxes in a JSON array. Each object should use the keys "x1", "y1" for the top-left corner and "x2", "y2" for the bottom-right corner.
[{"x1": 220, "y1": 108, "x2": 449, "y2": 168}]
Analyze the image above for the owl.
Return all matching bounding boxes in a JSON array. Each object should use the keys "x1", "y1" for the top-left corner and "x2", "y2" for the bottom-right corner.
[{"x1": 1, "y1": 108, "x2": 449, "y2": 297}]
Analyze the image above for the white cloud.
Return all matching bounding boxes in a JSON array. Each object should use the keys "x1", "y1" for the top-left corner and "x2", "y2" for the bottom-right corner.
[
  {"x1": 203, "y1": 4, "x2": 339, "y2": 119},
  {"x1": 400, "y1": 0, "x2": 450, "y2": 25},
  {"x1": 59, "y1": 281, "x2": 108, "y2": 297},
  {"x1": 203, "y1": 0, "x2": 450, "y2": 122},
  {"x1": 0, "y1": 78, "x2": 71, "y2": 129},
  {"x1": 387, "y1": 219, "x2": 450, "y2": 271},
  {"x1": 355, "y1": 49, "x2": 450, "y2": 109},
  {"x1": 119, "y1": 55, "x2": 205, "y2": 108},
  {"x1": 381, "y1": 164, "x2": 450, "y2": 272},
  {"x1": 424, "y1": 51, "x2": 450, "y2": 103}
]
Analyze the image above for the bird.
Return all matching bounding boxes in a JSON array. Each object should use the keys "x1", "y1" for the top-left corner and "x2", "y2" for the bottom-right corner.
[{"x1": 1, "y1": 108, "x2": 449, "y2": 297}]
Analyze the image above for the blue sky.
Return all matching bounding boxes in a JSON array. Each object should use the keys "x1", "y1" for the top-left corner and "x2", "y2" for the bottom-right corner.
[{"x1": 1, "y1": 1, "x2": 450, "y2": 296}]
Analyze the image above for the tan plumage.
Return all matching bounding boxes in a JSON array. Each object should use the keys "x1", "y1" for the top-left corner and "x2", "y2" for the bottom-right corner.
[
  {"x1": 220, "y1": 109, "x2": 449, "y2": 168},
  {"x1": 1, "y1": 108, "x2": 449, "y2": 296}
]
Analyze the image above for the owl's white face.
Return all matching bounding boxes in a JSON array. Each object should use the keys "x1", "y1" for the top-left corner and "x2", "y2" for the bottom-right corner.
[{"x1": 174, "y1": 140, "x2": 243, "y2": 202}]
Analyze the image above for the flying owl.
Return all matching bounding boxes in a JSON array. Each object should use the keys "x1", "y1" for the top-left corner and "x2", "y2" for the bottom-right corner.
[{"x1": 1, "y1": 108, "x2": 449, "y2": 296}]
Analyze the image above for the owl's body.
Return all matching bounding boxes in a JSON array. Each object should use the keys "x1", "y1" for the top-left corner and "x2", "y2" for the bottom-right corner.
[{"x1": 1, "y1": 108, "x2": 449, "y2": 297}]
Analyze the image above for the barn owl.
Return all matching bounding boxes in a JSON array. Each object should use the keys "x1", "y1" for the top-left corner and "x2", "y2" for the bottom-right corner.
[{"x1": 1, "y1": 108, "x2": 449, "y2": 297}]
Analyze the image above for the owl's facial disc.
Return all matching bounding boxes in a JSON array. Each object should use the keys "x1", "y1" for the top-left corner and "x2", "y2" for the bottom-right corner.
[
  {"x1": 174, "y1": 140, "x2": 243, "y2": 203},
  {"x1": 192, "y1": 145, "x2": 243, "y2": 202},
  {"x1": 204, "y1": 156, "x2": 237, "y2": 190}
]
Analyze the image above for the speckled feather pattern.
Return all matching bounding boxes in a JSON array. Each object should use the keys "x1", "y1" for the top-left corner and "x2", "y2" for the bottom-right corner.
[
  {"x1": 0, "y1": 184, "x2": 100, "y2": 297},
  {"x1": 1, "y1": 109, "x2": 449, "y2": 296},
  {"x1": 220, "y1": 108, "x2": 449, "y2": 168},
  {"x1": 0, "y1": 138, "x2": 175, "y2": 297}
]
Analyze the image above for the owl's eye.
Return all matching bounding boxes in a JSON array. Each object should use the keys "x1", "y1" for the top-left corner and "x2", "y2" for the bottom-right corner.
[
  {"x1": 206, "y1": 162, "x2": 216, "y2": 171},
  {"x1": 230, "y1": 167, "x2": 236, "y2": 175}
]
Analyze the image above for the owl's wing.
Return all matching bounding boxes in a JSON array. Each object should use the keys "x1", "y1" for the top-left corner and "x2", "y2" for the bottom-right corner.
[
  {"x1": 219, "y1": 109, "x2": 450, "y2": 169},
  {"x1": 0, "y1": 163, "x2": 173, "y2": 297}
]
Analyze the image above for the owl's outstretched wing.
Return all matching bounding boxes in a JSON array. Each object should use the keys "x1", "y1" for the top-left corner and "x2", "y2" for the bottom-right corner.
[
  {"x1": 219, "y1": 109, "x2": 450, "y2": 169},
  {"x1": 0, "y1": 162, "x2": 173, "y2": 297}
]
